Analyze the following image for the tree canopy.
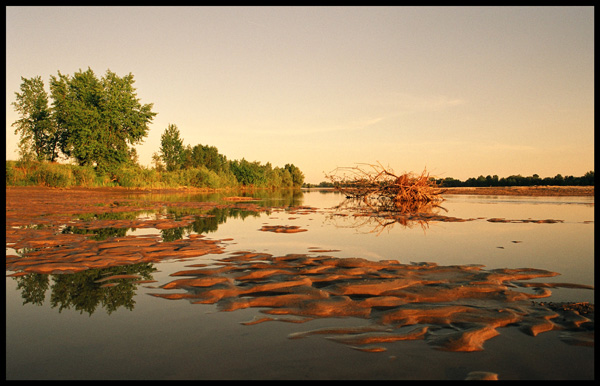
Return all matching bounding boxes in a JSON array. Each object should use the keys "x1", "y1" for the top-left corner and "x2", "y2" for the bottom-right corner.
[
  {"x1": 11, "y1": 76, "x2": 56, "y2": 161},
  {"x1": 12, "y1": 68, "x2": 156, "y2": 174},
  {"x1": 159, "y1": 124, "x2": 185, "y2": 172}
]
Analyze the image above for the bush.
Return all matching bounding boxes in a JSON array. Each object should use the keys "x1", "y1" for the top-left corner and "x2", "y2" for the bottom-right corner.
[
  {"x1": 71, "y1": 165, "x2": 96, "y2": 187},
  {"x1": 31, "y1": 162, "x2": 73, "y2": 187},
  {"x1": 6, "y1": 160, "x2": 31, "y2": 186},
  {"x1": 5, "y1": 158, "x2": 302, "y2": 190},
  {"x1": 160, "y1": 170, "x2": 182, "y2": 187},
  {"x1": 114, "y1": 165, "x2": 140, "y2": 188}
]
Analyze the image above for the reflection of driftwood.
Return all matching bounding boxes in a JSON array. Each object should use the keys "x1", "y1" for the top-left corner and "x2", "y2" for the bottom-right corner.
[
  {"x1": 329, "y1": 198, "x2": 449, "y2": 234},
  {"x1": 326, "y1": 164, "x2": 444, "y2": 212},
  {"x1": 330, "y1": 211, "x2": 431, "y2": 235}
]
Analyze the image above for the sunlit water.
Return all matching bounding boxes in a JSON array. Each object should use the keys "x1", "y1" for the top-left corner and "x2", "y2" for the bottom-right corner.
[{"x1": 5, "y1": 189, "x2": 594, "y2": 380}]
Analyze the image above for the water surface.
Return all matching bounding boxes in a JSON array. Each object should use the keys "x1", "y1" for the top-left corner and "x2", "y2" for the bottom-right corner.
[{"x1": 5, "y1": 188, "x2": 594, "y2": 380}]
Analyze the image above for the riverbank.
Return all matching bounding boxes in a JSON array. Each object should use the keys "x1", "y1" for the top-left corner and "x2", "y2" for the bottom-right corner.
[
  {"x1": 303, "y1": 185, "x2": 594, "y2": 197},
  {"x1": 440, "y1": 186, "x2": 594, "y2": 196}
]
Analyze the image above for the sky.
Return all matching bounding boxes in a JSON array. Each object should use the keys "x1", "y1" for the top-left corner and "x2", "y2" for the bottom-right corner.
[{"x1": 5, "y1": 6, "x2": 594, "y2": 184}]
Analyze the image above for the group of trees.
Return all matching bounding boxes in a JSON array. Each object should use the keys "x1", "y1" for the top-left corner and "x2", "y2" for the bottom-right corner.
[
  {"x1": 11, "y1": 68, "x2": 304, "y2": 188},
  {"x1": 155, "y1": 123, "x2": 303, "y2": 188},
  {"x1": 435, "y1": 172, "x2": 594, "y2": 187},
  {"x1": 12, "y1": 68, "x2": 156, "y2": 175}
]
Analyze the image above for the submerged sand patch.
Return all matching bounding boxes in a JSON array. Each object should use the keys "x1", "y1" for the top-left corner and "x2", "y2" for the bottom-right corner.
[
  {"x1": 260, "y1": 225, "x2": 308, "y2": 233},
  {"x1": 150, "y1": 252, "x2": 594, "y2": 353}
]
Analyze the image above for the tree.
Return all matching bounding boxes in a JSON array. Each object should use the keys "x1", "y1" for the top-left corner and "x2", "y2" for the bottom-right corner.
[
  {"x1": 284, "y1": 163, "x2": 305, "y2": 187},
  {"x1": 581, "y1": 171, "x2": 594, "y2": 185},
  {"x1": 230, "y1": 158, "x2": 267, "y2": 186},
  {"x1": 190, "y1": 144, "x2": 228, "y2": 173},
  {"x1": 160, "y1": 124, "x2": 185, "y2": 171},
  {"x1": 277, "y1": 167, "x2": 293, "y2": 187},
  {"x1": 49, "y1": 68, "x2": 156, "y2": 173},
  {"x1": 553, "y1": 174, "x2": 564, "y2": 186},
  {"x1": 11, "y1": 76, "x2": 57, "y2": 161},
  {"x1": 151, "y1": 151, "x2": 165, "y2": 172}
]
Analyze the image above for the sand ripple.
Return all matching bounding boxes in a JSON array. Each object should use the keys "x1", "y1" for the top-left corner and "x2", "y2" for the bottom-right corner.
[{"x1": 150, "y1": 252, "x2": 594, "y2": 353}]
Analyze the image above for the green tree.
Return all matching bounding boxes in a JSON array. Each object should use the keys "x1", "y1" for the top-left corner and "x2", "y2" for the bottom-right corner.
[
  {"x1": 182, "y1": 145, "x2": 193, "y2": 169},
  {"x1": 553, "y1": 174, "x2": 564, "y2": 186},
  {"x1": 151, "y1": 151, "x2": 165, "y2": 172},
  {"x1": 160, "y1": 123, "x2": 185, "y2": 171},
  {"x1": 278, "y1": 167, "x2": 293, "y2": 187},
  {"x1": 230, "y1": 158, "x2": 267, "y2": 186},
  {"x1": 11, "y1": 76, "x2": 58, "y2": 161},
  {"x1": 190, "y1": 144, "x2": 228, "y2": 173},
  {"x1": 49, "y1": 68, "x2": 156, "y2": 174},
  {"x1": 581, "y1": 171, "x2": 594, "y2": 185},
  {"x1": 284, "y1": 163, "x2": 305, "y2": 187}
]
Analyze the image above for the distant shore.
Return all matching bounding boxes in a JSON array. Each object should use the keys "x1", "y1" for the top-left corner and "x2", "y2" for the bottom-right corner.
[
  {"x1": 440, "y1": 185, "x2": 594, "y2": 196},
  {"x1": 303, "y1": 185, "x2": 594, "y2": 197}
]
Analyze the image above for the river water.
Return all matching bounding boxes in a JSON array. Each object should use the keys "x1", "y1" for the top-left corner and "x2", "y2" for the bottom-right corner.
[{"x1": 5, "y1": 189, "x2": 594, "y2": 380}]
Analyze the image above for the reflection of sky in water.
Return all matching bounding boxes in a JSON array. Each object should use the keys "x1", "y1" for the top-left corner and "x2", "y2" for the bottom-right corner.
[{"x1": 441, "y1": 194, "x2": 593, "y2": 222}]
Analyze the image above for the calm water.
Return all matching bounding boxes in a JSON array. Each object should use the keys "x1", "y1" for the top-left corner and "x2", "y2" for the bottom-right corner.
[{"x1": 5, "y1": 189, "x2": 594, "y2": 380}]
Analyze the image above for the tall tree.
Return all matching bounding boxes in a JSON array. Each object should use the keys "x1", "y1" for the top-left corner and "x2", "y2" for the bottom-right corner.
[
  {"x1": 284, "y1": 163, "x2": 305, "y2": 187},
  {"x1": 49, "y1": 68, "x2": 156, "y2": 173},
  {"x1": 11, "y1": 76, "x2": 57, "y2": 161},
  {"x1": 160, "y1": 124, "x2": 185, "y2": 171}
]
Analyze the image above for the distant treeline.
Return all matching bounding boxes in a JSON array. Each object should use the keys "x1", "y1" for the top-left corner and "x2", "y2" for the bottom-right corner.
[
  {"x1": 434, "y1": 172, "x2": 594, "y2": 187},
  {"x1": 305, "y1": 171, "x2": 594, "y2": 188}
]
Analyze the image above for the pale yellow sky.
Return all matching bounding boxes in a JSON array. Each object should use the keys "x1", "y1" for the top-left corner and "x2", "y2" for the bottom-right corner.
[{"x1": 5, "y1": 6, "x2": 594, "y2": 184}]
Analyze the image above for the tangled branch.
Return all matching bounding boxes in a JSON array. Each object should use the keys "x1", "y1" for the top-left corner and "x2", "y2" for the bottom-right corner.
[{"x1": 325, "y1": 163, "x2": 445, "y2": 212}]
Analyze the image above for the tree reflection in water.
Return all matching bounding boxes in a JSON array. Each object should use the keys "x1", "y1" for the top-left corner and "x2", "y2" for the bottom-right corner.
[
  {"x1": 12, "y1": 263, "x2": 157, "y2": 315},
  {"x1": 161, "y1": 206, "x2": 263, "y2": 241}
]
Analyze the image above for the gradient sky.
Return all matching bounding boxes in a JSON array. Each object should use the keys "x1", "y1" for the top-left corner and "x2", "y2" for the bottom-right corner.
[{"x1": 5, "y1": 6, "x2": 594, "y2": 184}]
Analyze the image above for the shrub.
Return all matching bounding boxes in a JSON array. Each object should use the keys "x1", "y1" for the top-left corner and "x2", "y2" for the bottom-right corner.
[
  {"x1": 32, "y1": 162, "x2": 73, "y2": 187},
  {"x1": 71, "y1": 165, "x2": 96, "y2": 187}
]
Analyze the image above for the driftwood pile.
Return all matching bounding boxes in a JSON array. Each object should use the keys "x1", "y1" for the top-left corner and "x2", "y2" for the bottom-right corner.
[{"x1": 326, "y1": 163, "x2": 445, "y2": 212}]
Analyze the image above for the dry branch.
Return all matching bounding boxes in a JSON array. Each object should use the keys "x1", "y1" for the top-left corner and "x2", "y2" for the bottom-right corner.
[{"x1": 326, "y1": 163, "x2": 445, "y2": 212}]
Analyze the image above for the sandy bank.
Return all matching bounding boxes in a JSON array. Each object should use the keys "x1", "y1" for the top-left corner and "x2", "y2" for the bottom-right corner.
[{"x1": 440, "y1": 186, "x2": 594, "y2": 196}]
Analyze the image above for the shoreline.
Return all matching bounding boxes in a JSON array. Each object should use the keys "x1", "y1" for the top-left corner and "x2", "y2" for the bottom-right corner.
[
  {"x1": 304, "y1": 185, "x2": 594, "y2": 197},
  {"x1": 440, "y1": 185, "x2": 594, "y2": 197}
]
